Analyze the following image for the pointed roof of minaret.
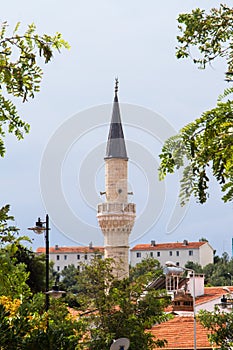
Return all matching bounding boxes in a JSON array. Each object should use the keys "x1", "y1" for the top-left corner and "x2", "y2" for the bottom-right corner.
[{"x1": 105, "y1": 79, "x2": 128, "y2": 160}]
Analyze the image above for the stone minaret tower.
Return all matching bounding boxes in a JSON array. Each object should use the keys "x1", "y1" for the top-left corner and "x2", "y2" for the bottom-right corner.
[{"x1": 97, "y1": 79, "x2": 136, "y2": 279}]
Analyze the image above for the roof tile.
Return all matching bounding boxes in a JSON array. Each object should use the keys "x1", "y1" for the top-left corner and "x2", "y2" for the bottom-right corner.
[
  {"x1": 150, "y1": 316, "x2": 215, "y2": 349},
  {"x1": 36, "y1": 246, "x2": 104, "y2": 254},
  {"x1": 131, "y1": 242, "x2": 206, "y2": 251}
]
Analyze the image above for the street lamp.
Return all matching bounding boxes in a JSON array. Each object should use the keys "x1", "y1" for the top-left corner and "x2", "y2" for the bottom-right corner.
[
  {"x1": 45, "y1": 279, "x2": 66, "y2": 299},
  {"x1": 227, "y1": 273, "x2": 232, "y2": 286},
  {"x1": 28, "y1": 214, "x2": 50, "y2": 311},
  {"x1": 165, "y1": 261, "x2": 196, "y2": 350},
  {"x1": 110, "y1": 338, "x2": 130, "y2": 350}
]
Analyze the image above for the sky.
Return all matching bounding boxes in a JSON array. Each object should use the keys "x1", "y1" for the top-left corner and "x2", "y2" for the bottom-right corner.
[{"x1": 1, "y1": 1, "x2": 232, "y2": 257}]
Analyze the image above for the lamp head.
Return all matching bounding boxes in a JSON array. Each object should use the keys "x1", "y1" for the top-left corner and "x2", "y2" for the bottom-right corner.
[
  {"x1": 28, "y1": 217, "x2": 45, "y2": 235},
  {"x1": 110, "y1": 338, "x2": 130, "y2": 350},
  {"x1": 45, "y1": 285, "x2": 66, "y2": 299}
]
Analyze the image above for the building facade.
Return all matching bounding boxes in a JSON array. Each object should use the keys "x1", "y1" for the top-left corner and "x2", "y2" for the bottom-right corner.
[
  {"x1": 130, "y1": 240, "x2": 214, "y2": 267},
  {"x1": 97, "y1": 79, "x2": 136, "y2": 279},
  {"x1": 36, "y1": 244, "x2": 104, "y2": 273}
]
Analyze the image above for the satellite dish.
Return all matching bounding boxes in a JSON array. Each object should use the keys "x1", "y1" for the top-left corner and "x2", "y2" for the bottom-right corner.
[{"x1": 110, "y1": 338, "x2": 130, "y2": 350}]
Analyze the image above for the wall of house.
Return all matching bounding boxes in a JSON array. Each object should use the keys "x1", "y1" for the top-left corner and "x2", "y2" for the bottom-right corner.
[
  {"x1": 196, "y1": 296, "x2": 226, "y2": 313},
  {"x1": 199, "y1": 243, "x2": 214, "y2": 266},
  {"x1": 50, "y1": 251, "x2": 102, "y2": 273},
  {"x1": 130, "y1": 247, "x2": 201, "y2": 268}
]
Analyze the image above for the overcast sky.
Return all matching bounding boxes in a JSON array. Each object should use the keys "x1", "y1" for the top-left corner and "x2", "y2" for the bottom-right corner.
[{"x1": 1, "y1": 1, "x2": 232, "y2": 257}]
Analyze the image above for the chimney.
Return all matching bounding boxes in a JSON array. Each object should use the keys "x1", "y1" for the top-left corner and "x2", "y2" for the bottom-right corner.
[
  {"x1": 187, "y1": 273, "x2": 205, "y2": 297},
  {"x1": 183, "y1": 239, "x2": 188, "y2": 246},
  {"x1": 151, "y1": 240, "x2": 156, "y2": 247},
  {"x1": 55, "y1": 244, "x2": 59, "y2": 250}
]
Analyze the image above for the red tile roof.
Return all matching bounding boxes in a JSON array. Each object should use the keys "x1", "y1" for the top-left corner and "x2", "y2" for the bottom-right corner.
[
  {"x1": 131, "y1": 241, "x2": 207, "y2": 251},
  {"x1": 36, "y1": 246, "x2": 104, "y2": 254},
  {"x1": 196, "y1": 286, "x2": 233, "y2": 305},
  {"x1": 150, "y1": 316, "x2": 215, "y2": 349}
]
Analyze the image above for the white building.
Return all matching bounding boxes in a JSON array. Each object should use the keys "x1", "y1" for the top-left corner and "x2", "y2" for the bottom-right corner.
[
  {"x1": 130, "y1": 240, "x2": 214, "y2": 268},
  {"x1": 36, "y1": 244, "x2": 104, "y2": 273}
]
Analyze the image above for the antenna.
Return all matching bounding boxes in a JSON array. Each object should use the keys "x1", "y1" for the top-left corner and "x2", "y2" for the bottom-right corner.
[{"x1": 110, "y1": 338, "x2": 130, "y2": 350}]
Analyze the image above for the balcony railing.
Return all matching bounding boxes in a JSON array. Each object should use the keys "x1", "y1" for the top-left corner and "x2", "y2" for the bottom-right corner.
[{"x1": 97, "y1": 203, "x2": 136, "y2": 214}]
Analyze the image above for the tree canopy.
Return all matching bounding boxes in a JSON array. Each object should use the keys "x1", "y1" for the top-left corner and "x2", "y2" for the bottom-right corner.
[
  {"x1": 75, "y1": 257, "x2": 170, "y2": 350},
  {"x1": 159, "y1": 4, "x2": 233, "y2": 204},
  {"x1": 198, "y1": 307, "x2": 233, "y2": 349},
  {"x1": 0, "y1": 21, "x2": 69, "y2": 157}
]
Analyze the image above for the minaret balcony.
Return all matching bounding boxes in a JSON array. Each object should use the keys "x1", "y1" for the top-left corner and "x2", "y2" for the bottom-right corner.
[{"x1": 97, "y1": 202, "x2": 136, "y2": 215}]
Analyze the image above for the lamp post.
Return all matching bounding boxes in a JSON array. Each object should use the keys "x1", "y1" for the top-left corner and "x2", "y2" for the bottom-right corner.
[
  {"x1": 165, "y1": 261, "x2": 196, "y2": 350},
  {"x1": 28, "y1": 214, "x2": 50, "y2": 311}
]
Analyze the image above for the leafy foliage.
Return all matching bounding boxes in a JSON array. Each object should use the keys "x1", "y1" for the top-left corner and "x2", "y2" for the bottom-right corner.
[
  {"x1": 0, "y1": 204, "x2": 28, "y2": 246},
  {"x1": 0, "y1": 205, "x2": 32, "y2": 298},
  {"x1": 159, "y1": 98, "x2": 233, "y2": 204},
  {"x1": 76, "y1": 257, "x2": 170, "y2": 350},
  {"x1": 14, "y1": 245, "x2": 47, "y2": 293},
  {"x1": 129, "y1": 257, "x2": 162, "y2": 282},
  {"x1": 0, "y1": 294, "x2": 85, "y2": 350},
  {"x1": 176, "y1": 5, "x2": 233, "y2": 75},
  {"x1": 0, "y1": 21, "x2": 69, "y2": 156},
  {"x1": 185, "y1": 261, "x2": 203, "y2": 274},
  {"x1": 198, "y1": 307, "x2": 233, "y2": 349},
  {"x1": 184, "y1": 251, "x2": 233, "y2": 287},
  {"x1": 60, "y1": 264, "x2": 80, "y2": 294},
  {"x1": 159, "y1": 4, "x2": 233, "y2": 204}
]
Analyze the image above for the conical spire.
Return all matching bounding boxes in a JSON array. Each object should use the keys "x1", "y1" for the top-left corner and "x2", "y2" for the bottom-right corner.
[{"x1": 105, "y1": 79, "x2": 128, "y2": 160}]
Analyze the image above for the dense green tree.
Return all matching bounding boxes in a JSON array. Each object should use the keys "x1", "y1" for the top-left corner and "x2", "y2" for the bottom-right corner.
[
  {"x1": 159, "y1": 4, "x2": 233, "y2": 204},
  {"x1": 0, "y1": 21, "x2": 69, "y2": 157},
  {"x1": 60, "y1": 264, "x2": 80, "y2": 294},
  {"x1": 0, "y1": 293, "x2": 85, "y2": 350},
  {"x1": 129, "y1": 257, "x2": 162, "y2": 282},
  {"x1": 182, "y1": 252, "x2": 233, "y2": 287},
  {"x1": 0, "y1": 204, "x2": 28, "y2": 246},
  {"x1": 203, "y1": 252, "x2": 233, "y2": 286},
  {"x1": 198, "y1": 307, "x2": 233, "y2": 349},
  {"x1": 199, "y1": 237, "x2": 209, "y2": 242},
  {"x1": 185, "y1": 261, "x2": 203, "y2": 274},
  {"x1": 0, "y1": 205, "x2": 31, "y2": 298},
  {"x1": 76, "y1": 257, "x2": 171, "y2": 350},
  {"x1": 13, "y1": 244, "x2": 46, "y2": 293}
]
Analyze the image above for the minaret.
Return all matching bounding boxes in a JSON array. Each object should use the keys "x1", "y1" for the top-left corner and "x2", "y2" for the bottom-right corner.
[{"x1": 97, "y1": 79, "x2": 136, "y2": 279}]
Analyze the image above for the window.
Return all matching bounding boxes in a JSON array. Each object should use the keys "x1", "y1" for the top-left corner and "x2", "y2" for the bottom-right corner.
[
  {"x1": 56, "y1": 255, "x2": 60, "y2": 260},
  {"x1": 84, "y1": 254, "x2": 88, "y2": 260},
  {"x1": 150, "y1": 252, "x2": 153, "y2": 257},
  {"x1": 157, "y1": 252, "x2": 160, "y2": 257},
  {"x1": 189, "y1": 250, "x2": 193, "y2": 256},
  {"x1": 77, "y1": 254, "x2": 80, "y2": 260},
  {"x1": 176, "y1": 262, "x2": 180, "y2": 266},
  {"x1": 169, "y1": 251, "x2": 172, "y2": 256},
  {"x1": 77, "y1": 265, "x2": 80, "y2": 271},
  {"x1": 176, "y1": 251, "x2": 179, "y2": 256},
  {"x1": 57, "y1": 266, "x2": 60, "y2": 271},
  {"x1": 136, "y1": 252, "x2": 141, "y2": 258},
  {"x1": 64, "y1": 255, "x2": 67, "y2": 260},
  {"x1": 64, "y1": 266, "x2": 67, "y2": 269}
]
